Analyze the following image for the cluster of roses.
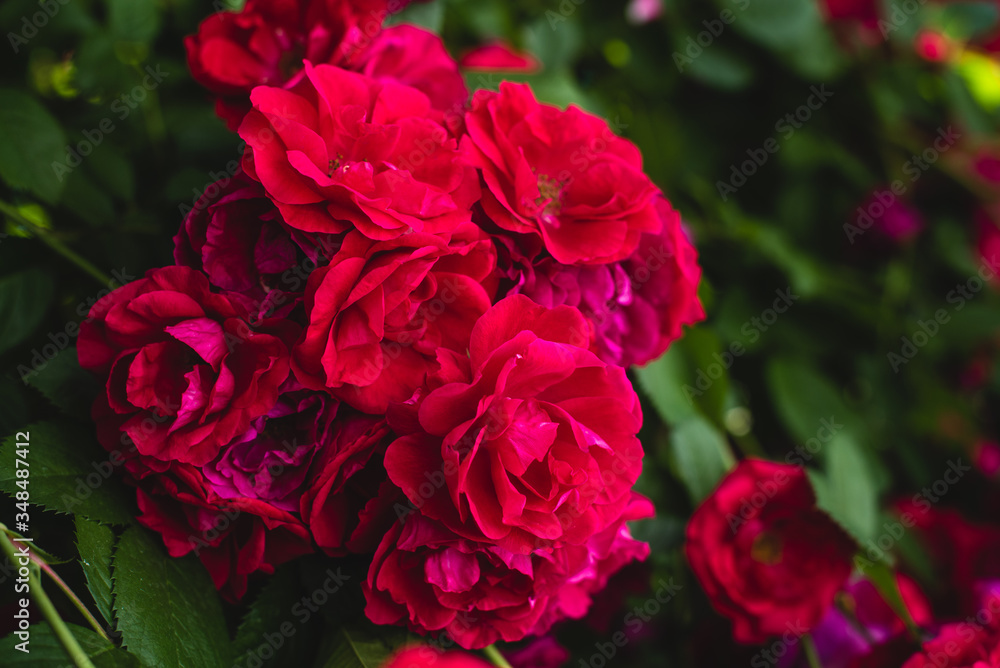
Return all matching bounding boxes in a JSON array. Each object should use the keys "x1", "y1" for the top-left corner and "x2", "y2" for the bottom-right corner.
[
  {"x1": 73, "y1": 0, "x2": 705, "y2": 651},
  {"x1": 684, "y1": 457, "x2": 1000, "y2": 668}
]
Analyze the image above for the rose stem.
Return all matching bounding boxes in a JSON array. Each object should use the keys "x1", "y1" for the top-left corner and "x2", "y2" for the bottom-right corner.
[
  {"x1": 0, "y1": 527, "x2": 97, "y2": 668},
  {"x1": 0, "y1": 199, "x2": 112, "y2": 286},
  {"x1": 30, "y1": 548, "x2": 110, "y2": 640},
  {"x1": 482, "y1": 643, "x2": 514, "y2": 668}
]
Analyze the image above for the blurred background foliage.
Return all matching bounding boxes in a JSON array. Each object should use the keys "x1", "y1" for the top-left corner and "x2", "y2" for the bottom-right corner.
[{"x1": 1, "y1": 0, "x2": 999, "y2": 665}]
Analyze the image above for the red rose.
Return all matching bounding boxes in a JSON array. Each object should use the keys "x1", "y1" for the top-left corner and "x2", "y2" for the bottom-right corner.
[
  {"x1": 239, "y1": 63, "x2": 481, "y2": 240},
  {"x1": 78, "y1": 266, "x2": 295, "y2": 467},
  {"x1": 174, "y1": 171, "x2": 339, "y2": 312},
  {"x1": 685, "y1": 458, "x2": 856, "y2": 643},
  {"x1": 300, "y1": 411, "x2": 401, "y2": 555},
  {"x1": 184, "y1": 0, "x2": 398, "y2": 129},
  {"x1": 902, "y1": 623, "x2": 1000, "y2": 668},
  {"x1": 385, "y1": 295, "x2": 644, "y2": 555},
  {"x1": 381, "y1": 646, "x2": 491, "y2": 668},
  {"x1": 364, "y1": 497, "x2": 650, "y2": 649},
  {"x1": 292, "y1": 224, "x2": 497, "y2": 413},
  {"x1": 463, "y1": 82, "x2": 660, "y2": 265},
  {"x1": 132, "y1": 459, "x2": 313, "y2": 601},
  {"x1": 459, "y1": 43, "x2": 541, "y2": 73},
  {"x1": 357, "y1": 25, "x2": 468, "y2": 122}
]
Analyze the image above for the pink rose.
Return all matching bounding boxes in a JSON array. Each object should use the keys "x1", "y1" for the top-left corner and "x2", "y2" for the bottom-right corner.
[{"x1": 501, "y1": 196, "x2": 704, "y2": 366}]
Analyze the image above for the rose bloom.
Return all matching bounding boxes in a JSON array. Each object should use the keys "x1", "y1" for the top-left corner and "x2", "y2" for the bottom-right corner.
[
  {"x1": 239, "y1": 63, "x2": 480, "y2": 240},
  {"x1": 501, "y1": 196, "x2": 704, "y2": 367},
  {"x1": 364, "y1": 496, "x2": 650, "y2": 649},
  {"x1": 382, "y1": 646, "x2": 492, "y2": 668},
  {"x1": 78, "y1": 266, "x2": 296, "y2": 467},
  {"x1": 463, "y1": 82, "x2": 661, "y2": 265},
  {"x1": 299, "y1": 410, "x2": 401, "y2": 555},
  {"x1": 174, "y1": 171, "x2": 339, "y2": 312},
  {"x1": 185, "y1": 0, "x2": 412, "y2": 129},
  {"x1": 902, "y1": 623, "x2": 1000, "y2": 668},
  {"x1": 685, "y1": 458, "x2": 857, "y2": 643},
  {"x1": 131, "y1": 458, "x2": 313, "y2": 601},
  {"x1": 459, "y1": 43, "x2": 541, "y2": 73},
  {"x1": 291, "y1": 224, "x2": 497, "y2": 413},
  {"x1": 356, "y1": 25, "x2": 468, "y2": 120},
  {"x1": 385, "y1": 295, "x2": 644, "y2": 555}
]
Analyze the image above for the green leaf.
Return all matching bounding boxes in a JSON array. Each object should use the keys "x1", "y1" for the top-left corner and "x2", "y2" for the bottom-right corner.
[
  {"x1": 634, "y1": 347, "x2": 697, "y2": 425},
  {"x1": 315, "y1": 623, "x2": 414, "y2": 668},
  {"x1": 0, "y1": 90, "x2": 68, "y2": 204},
  {"x1": 0, "y1": 422, "x2": 135, "y2": 525},
  {"x1": 766, "y1": 358, "x2": 855, "y2": 445},
  {"x1": 25, "y1": 348, "x2": 101, "y2": 421},
  {"x1": 112, "y1": 526, "x2": 232, "y2": 668},
  {"x1": 233, "y1": 567, "x2": 306, "y2": 667},
  {"x1": 106, "y1": 0, "x2": 161, "y2": 45},
  {"x1": 76, "y1": 516, "x2": 116, "y2": 626},
  {"x1": 727, "y1": 0, "x2": 820, "y2": 50},
  {"x1": 681, "y1": 47, "x2": 755, "y2": 91},
  {"x1": 0, "y1": 267, "x2": 56, "y2": 356},
  {"x1": 667, "y1": 415, "x2": 734, "y2": 505},
  {"x1": 386, "y1": 0, "x2": 444, "y2": 32},
  {"x1": 814, "y1": 434, "x2": 879, "y2": 543},
  {"x1": 0, "y1": 376, "x2": 29, "y2": 438},
  {"x1": 61, "y1": 170, "x2": 116, "y2": 227},
  {"x1": 860, "y1": 559, "x2": 922, "y2": 639},
  {"x1": 0, "y1": 622, "x2": 139, "y2": 667}
]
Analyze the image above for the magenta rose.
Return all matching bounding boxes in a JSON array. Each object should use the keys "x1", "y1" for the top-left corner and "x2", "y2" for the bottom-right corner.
[
  {"x1": 364, "y1": 496, "x2": 651, "y2": 649},
  {"x1": 291, "y1": 224, "x2": 497, "y2": 413},
  {"x1": 463, "y1": 82, "x2": 660, "y2": 265},
  {"x1": 385, "y1": 295, "x2": 644, "y2": 555},
  {"x1": 199, "y1": 379, "x2": 336, "y2": 512},
  {"x1": 501, "y1": 196, "x2": 704, "y2": 367},
  {"x1": 239, "y1": 63, "x2": 481, "y2": 240},
  {"x1": 174, "y1": 171, "x2": 340, "y2": 312},
  {"x1": 300, "y1": 411, "x2": 401, "y2": 555},
  {"x1": 78, "y1": 266, "x2": 296, "y2": 467},
  {"x1": 132, "y1": 459, "x2": 313, "y2": 601}
]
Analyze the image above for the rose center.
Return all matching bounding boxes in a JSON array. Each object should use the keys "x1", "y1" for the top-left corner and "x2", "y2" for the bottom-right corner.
[
  {"x1": 534, "y1": 173, "x2": 563, "y2": 221},
  {"x1": 750, "y1": 530, "x2": 784, "y2": 565}
]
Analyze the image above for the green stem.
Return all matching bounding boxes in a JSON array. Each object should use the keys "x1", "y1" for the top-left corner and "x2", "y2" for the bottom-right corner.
[
  {"x1": 0, "y1": 528, "x2": 96, "y2": 668},
  {"x1": 0, "y1": 200, "x2": 111, "y2": 286},
  {"x1": 32, "y1": 552, "x2": 109, "y2": 640},
  {"x1": 803, "y1": 634, "x2": 825, "y2": 668},
  {"x1": 482, "y1": 644, "x2": 513, "y2": 668}
]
